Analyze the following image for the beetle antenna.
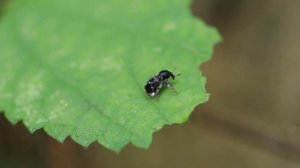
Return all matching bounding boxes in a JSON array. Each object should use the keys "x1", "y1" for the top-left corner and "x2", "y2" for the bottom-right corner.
[{"x1": 172, "y1": 67, "x2": 181, "y2": 76}]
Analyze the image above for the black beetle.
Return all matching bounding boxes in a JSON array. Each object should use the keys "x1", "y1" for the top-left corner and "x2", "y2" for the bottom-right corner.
[{"x1": 144, "y1": 69, "x2": 180, "y2": 98}]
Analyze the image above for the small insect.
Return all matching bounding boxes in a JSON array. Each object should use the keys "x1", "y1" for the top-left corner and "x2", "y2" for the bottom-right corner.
[{"x1": 144, "y1": 69, "x2": 181, "y2": 98}]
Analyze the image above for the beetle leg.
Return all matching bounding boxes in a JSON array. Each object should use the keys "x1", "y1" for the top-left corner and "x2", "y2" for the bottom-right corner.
[
  {"x1": 154, "y1": 95, "x2": 160, "y2": 101},
  {"x1": 163, "y1": 81, "x2": 178, "y2": 94}
]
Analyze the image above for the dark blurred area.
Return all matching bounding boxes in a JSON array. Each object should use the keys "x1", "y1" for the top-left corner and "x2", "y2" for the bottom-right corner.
[{"x1": 1, "y1": 0, "x2": 300, "y2": 167}]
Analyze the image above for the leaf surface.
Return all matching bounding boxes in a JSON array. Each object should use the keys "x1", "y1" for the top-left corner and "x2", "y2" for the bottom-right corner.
[{"x1": 0, "y1": 0, "x2": 220, "y2": 151}]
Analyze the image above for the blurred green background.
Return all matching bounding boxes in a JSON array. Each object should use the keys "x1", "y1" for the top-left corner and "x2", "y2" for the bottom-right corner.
[{"x1": 1, "y1": 0, "x2": 300, "y2": 167}]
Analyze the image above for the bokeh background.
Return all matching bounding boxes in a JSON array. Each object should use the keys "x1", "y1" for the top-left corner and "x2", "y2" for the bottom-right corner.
[{"x1": 1, "y1": 0, "x2": 300, "y2": 167}]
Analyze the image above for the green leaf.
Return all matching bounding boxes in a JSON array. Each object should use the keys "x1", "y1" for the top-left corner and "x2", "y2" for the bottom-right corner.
[{"x1": 0, "y1": 0, "x2": 220, "y2": 152}]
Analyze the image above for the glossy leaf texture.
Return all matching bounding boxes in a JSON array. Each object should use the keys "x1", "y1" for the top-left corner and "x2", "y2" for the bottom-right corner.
[{"x1": 0, "y1": 0, "x2": 221, "y2": 152}]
